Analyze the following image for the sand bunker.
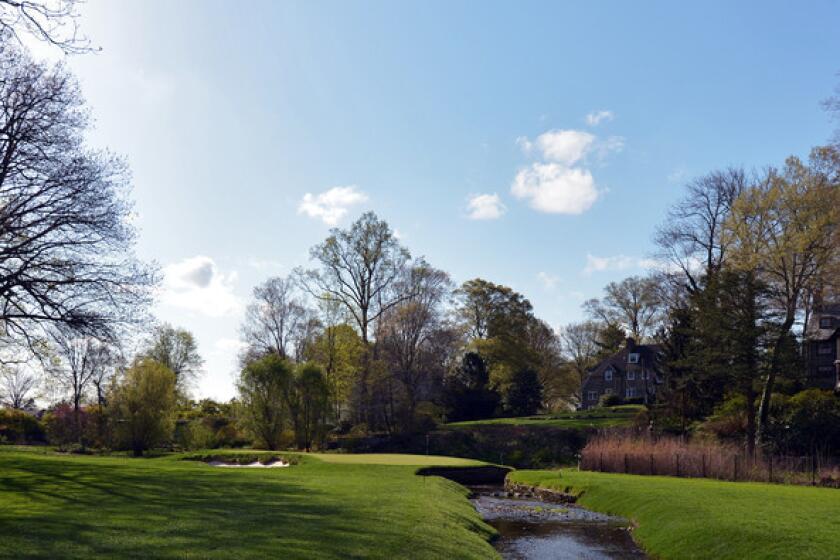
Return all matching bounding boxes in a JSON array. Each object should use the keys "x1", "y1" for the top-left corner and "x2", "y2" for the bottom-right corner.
[{"x1": 208, "y1": 460, "x2": 290, "y2": 468}]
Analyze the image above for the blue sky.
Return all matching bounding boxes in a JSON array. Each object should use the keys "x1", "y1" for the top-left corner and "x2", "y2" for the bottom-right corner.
[{"x1": 33, "y1": 0, "x2": 840, "y2": 400}]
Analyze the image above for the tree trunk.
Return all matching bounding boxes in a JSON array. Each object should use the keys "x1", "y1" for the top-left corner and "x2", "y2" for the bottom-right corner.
[
  {"x1": 744, "y1": 386, "x2": 756, "y2": 458},
  {"x1": 756, "y1": 317, "x2": 795, "y2": 448}
]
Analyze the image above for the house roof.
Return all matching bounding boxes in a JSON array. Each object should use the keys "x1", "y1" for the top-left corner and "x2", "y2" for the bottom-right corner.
[
  {"x1": 582, "y1": 342, "x2": 662, "y2": 388},
  {"x1": 806, "y1": 302, "x2": 840, "y2": 342}
]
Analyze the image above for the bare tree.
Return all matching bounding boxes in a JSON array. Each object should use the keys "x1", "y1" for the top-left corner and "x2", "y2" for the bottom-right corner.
[
  {"x1": 48, "y1": 332, "x2": 101, "y2": 414},
  {"x1": 0, "y1": 40, "x2": 155, "y2": 358},
  {"x1": 559, "y1": 321, "x2": 600, "y2": 398},
  {"x1": 241, "y1": 276, "x2": 314, "y2": 361},
  {"x1": 654, "y1": 168, "x2": 747, "y2": 292},
  {"x1": 0, "y1": 0, "x2": 92, "y2": 53},
  {"x1": 90, "y1": 343, "x2": 120, "y2": 406},
  {"x1": 300, "y1": 212, "x2": 412, "y2": 346},
  {"x1": 141, "y1": 324, "x2": 203, "y2": 391},
  {"x1": 299, "y1": 212, "x2": 414, "y2": 423},
  {"x1": 0, "y1": 365, "x2": 37, "y2": 409},
  {"x1": 378, "y1": 262, "x2": 452, "y2": 424},
  {"x1": 584, "y1": 275, "x2": 663, "y2": 341}
]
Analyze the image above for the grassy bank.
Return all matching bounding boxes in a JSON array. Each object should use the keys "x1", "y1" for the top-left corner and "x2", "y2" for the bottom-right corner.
[
  {"x1": 0, "y1": 448, "x2": 497, "y2": 559},
  {"x1": 444, "y1": 405, "x2": 642, "y2": 430},
  {"x1": 509, "y1": 469, "x2": 840, "y2": 560}
]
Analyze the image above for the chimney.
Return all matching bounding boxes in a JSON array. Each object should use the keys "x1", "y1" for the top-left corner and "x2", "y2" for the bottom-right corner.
[{"x1": 625, "y1": 337, "x2": 636, "y2": 350}]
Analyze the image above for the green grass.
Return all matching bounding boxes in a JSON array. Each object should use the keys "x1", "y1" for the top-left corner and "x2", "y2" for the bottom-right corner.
[
  {"x1": 307, "y1": 452, "x2": 484, "y2": 466},
  {"x1": 509, "y1": 468, "x2": 840, "y2": 560},
  {"x1": 445, "y1": 405, "x2": 642, "y2": 429},
  {"x1": 0, "y1": 447, "x2": 498, "y2": 559}
]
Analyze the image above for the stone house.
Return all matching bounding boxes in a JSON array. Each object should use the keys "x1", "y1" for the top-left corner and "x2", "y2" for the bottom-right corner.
[
  {"x1": 580, "y1": 338, "x2": 662, "y2": 410},
  {"x1": 804, "y1": 302, "x2": 840, "y2": 391}
]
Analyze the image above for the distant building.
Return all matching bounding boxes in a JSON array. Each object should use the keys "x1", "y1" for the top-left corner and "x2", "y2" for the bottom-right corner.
[
  {"x1": 580, "y1": 337, "x2": 662, "y2": 410},
  {"x1": 804, "y1": 302, "x2": 840, "y2": 391}
]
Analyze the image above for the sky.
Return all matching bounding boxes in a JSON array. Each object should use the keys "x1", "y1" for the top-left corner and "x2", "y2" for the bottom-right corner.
[{"x1": 26, "y1": 0, "x2": 840, "y2": 401}]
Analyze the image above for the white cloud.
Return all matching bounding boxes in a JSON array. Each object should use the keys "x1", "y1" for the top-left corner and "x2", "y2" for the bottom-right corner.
[
  {"x1": 160, "y1": 256, "x2": 242, "y2": 317},
  {"x1": 586, "y1": 110, "x2": 614, "y2": 126},
  {"x1": 533, "y1": 129, "x2": 595, "y2": 165},
  {"x1": 582, "y1": 254, "x2": 659, "y2": 276},
  {"x1": 466, "y1": 193, "x2": 506, "y2": 220},
  {"x1": 537, "y1": 271, "x2": 560, "y2": 290},
  {"x1": 298, "y1": 185, "x2": 368, "y2": 226},
  {"x1": 511, "y1": 163, "x2": 599, "y2": 214},
  {"x1": 511, "y1": 125, "x2": 623, "y2": 215}
]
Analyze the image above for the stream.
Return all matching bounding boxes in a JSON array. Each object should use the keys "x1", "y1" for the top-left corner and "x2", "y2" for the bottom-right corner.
[{"x1": 470, "y1": 486, "x2": 647, "y2": 560}]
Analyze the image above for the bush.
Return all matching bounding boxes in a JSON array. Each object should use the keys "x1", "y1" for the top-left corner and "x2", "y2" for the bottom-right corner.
[
  {"x1": 772, "y1": 389, "x2": 840, "y2": 456},
  {"x1": 598, "y1": 394, "x2": 624, "y2": 407},
  {"x1": 0, "y1": 408, "x2": 46, "y2": 444},
  {"x1": 174, "y1": 419, "x2": 217, "y2": 450},
  {"x1": 43, "y1": 403, "x2": 91, "y2": 449}
]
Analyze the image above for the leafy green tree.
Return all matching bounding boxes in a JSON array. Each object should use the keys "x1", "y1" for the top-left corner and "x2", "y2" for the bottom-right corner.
[
  {"x1": 505, "y1": 368, "x2": 543, "y2": 416},
  {"x1": 455, "y1": 278, "x2": 532, "y2": 340},
  {"x1": 725, "y1": 148, "x2": 840, "y2": 447},
  {"x1": 108, "y1": 359, "x2": 176, "y2": 456},
  {"x1": 237, "y1": 354, "x2": 293, "y2": 450},
  {"x1": 305, "y1": 322, "x2": 364, "y2": 421},
  {"x1": 443, "y1": 352, "x2": 500, "y2": 422},
  {"x1": 288, "y1": 363, "x2": 330, "y2": 451},
  {"x1": 593, "y1": 323, "x2": 627, "y2": 359}
]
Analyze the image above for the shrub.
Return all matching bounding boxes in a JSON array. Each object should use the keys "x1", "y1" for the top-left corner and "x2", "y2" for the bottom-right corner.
[
  {"x1": 598, "y1": 394, "x2": 624, "y2": 407},
  {"x1": 43, "y1": 403, "x2": 91, "y2": 449},
  {"x1": 174, "y1": 419, "x2": 217, "y2": 450},
  {"x1": 0, "y1": 408, "x2": 46, "y2": 444}
]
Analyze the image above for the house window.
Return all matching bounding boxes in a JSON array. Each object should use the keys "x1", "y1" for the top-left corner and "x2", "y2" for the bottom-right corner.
[
  {"x1": 604, "y1": 369, "x2": 613, "y2": 381},
  {"x1": 604, "y1": 388, "x2": 613, "y2": 395},
  {"x1": 626, "y1": 387, "x2": 638, "y2": 398},
  {"x1": 626, "y1": 370, "x2": 635, "y2": 380},
  {"x1": 588, "y1": 391, "x2": 598, "y2": 401},
  {"x1": 819, "y1": 317, "x2": 834, "y2": 328},
  {"x1": 628, "y1": 353, "x2": 640, "y2": 364},
  {"x1": 818, "y1": 343, "x2": 834, "y2": 355},
  {"x1": 817, "y1": 366, "x2": 835, "y2": 376}
]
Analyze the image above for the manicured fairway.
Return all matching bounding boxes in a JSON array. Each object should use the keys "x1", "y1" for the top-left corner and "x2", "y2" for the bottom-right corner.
[
  {"x1": 445, "y1": 405, "x2": 642, "y2": 430},
  {"x1": 307, "y1": 453, "x2": 484, "y2": 466},
  {"x1": 509, "y1": 469, "x2": 840, "y2": 560},
  {"x1": 0, "y1": 448, "x2": 497, "y2": 559}
]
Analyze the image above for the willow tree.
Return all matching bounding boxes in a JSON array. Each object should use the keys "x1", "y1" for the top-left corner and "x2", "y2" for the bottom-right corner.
[{"x1": 725, "y1": 147, "x2": 840, "y2": 447}]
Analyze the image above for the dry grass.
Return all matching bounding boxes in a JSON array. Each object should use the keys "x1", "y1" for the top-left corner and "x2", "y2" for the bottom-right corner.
[{"x1": 580, "y1": 433, "x2": 840, "y2": 487}]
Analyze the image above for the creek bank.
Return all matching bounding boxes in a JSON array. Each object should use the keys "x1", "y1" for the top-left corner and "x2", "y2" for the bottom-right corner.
[
  {"x1": 501, "y1": 480, "x2": 579, "y2": 504},
  {"x1": 470, "y1": 485, "x2": 646, "y2": 559},
  {"x1": 416, "y1": 465, "x2": 512, "y2": 485}
]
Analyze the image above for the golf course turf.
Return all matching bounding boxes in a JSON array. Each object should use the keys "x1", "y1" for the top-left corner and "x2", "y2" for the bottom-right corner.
[
  {"x1": 444, "y1": 405, "x2": 642, "y2": 430},
  {"x1": 0, "y1": 448, "x2": 497, "y2": 559},
  {"x1": 509, "y1": 469, "x2": 840, "y2": 560}
]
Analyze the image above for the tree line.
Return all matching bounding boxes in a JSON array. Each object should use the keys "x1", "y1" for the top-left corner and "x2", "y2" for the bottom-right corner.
[{"x1": 0, "y1": 5, "x2": 838, "y2": 459}]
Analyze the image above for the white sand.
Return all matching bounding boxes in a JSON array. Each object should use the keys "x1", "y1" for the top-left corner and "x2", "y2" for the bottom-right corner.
[{"x1": 208, "y1": 460, "x2": 289, "y2": 468}]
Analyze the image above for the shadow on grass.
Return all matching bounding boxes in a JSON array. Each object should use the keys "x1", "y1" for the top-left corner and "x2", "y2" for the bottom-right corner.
[{"x1": 0, "y1": 454, "x2": 374, "y2": 559}]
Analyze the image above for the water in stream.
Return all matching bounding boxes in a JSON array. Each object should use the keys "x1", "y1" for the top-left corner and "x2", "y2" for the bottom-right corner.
[{"x1": 470, "y1": 487, "x2": 647, "y2": 560}]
